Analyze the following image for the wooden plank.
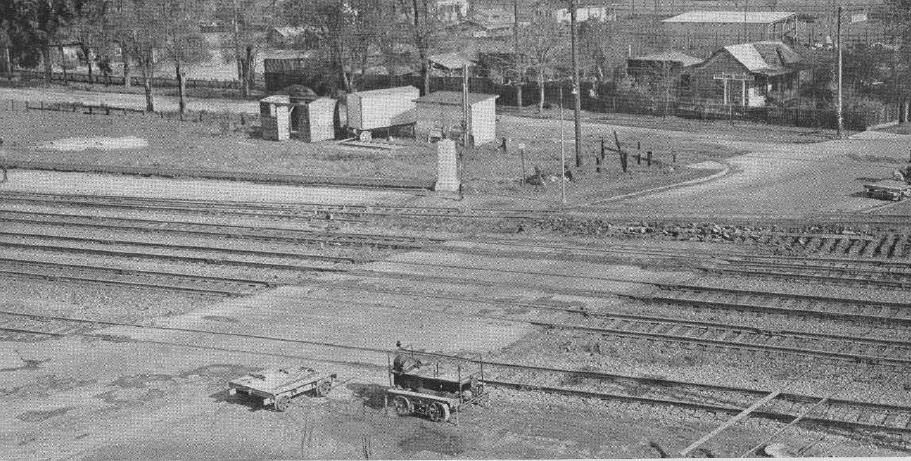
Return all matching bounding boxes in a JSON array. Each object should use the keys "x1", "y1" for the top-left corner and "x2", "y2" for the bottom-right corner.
[
  {"x1": 679, "y1": 391, "x2": 781, "y2": 457},
  {"x1": 738, "y1": 395, "x2": 832, "y2": 458}
]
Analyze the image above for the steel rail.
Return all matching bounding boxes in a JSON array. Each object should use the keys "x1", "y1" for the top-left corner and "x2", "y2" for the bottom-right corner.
[
  {"x1": 0, "y1": 257, "x2": 272, "y2": 296},
  {"x1": 0, "y1": 210, "x2": 438, "y2": 248},
  {"x1": 2, "y1": 309, "x2": 910, "y2": 437}
]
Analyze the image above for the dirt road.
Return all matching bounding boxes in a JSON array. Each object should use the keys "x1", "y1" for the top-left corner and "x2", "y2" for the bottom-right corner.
[{"x1": 601, "y1": 131, "x2": 911, "y2": 215}]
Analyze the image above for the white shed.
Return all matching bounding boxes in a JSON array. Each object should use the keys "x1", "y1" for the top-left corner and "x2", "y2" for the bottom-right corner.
[
  {"x1": 414, "y1": 91, "x2": 499, "y2": 145},
  {"x1": 346, "y1": 86, "x2": 419, "y2": 132}
]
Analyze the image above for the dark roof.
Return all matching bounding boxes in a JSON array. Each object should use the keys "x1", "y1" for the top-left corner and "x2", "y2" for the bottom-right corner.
[{"x1": 414, "y1": 91, "x2": 499, "y2": 106}]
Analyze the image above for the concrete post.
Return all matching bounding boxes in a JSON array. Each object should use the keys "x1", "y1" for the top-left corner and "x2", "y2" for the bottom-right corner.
[{"x1": 435, "y1": 139, "x2": 460, "y2": 192}]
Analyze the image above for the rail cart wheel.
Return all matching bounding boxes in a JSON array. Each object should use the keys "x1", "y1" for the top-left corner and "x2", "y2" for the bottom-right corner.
[
  {"x1": 274, "y1": 395, "x2": 291, "y2": 412},
  {"x1": 316, "y1": 380, "x2": 332, "y2": 397},
  {"x1": 427, "y1": 402, "x2": 450, "y2": 422},
  {"x1": 393, "y1": 396, "x2": 413, "y2": 416}
]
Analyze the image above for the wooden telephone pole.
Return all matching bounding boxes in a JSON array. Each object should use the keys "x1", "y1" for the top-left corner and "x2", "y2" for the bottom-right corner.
[{"x1": 569, "y1": 0, "x2": 583, "y2": 167}]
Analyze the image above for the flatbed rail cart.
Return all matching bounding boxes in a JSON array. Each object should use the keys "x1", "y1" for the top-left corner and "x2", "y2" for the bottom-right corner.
[
  {"x1": 384, "y1": 346, "x2": 488, "y2": 424},
  {"x1": 228, "y1": 366, "x2": 337, "y2": 411}
]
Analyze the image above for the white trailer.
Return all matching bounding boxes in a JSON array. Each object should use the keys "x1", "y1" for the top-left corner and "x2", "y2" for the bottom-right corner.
[{"x1": 346, "y1": 86, "x2": 419, "y2": 134}]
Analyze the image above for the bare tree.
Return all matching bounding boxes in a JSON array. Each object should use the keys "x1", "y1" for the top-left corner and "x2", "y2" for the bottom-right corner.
[
  {"x1": 519, "y1": 3, "x2": 568, "y2": 112},
  {"x1": 66, "y1": 0, "x2": 107, "y2": 84},
  {"x1": 282, "y1": 0, "x2": 386, "y2": 93},
  {"x1": 217, "y1": 0, "x2": 270, "y2": 97},
  {"x1": 159, "y1": 0, "x2": 211, "y2": 114},
  {"x1": 114, "y1": 0, "x2": 166, "y2": 112},
  {"x1": 397, "y1": 0, "x2": 443, "y2": 95}
]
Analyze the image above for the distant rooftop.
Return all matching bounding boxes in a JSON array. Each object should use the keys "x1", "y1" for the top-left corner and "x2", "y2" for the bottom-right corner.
[
  {"x1": 429, "y1": 52, "x2": 477, "y2": 70},
  {"x1": 663, "y1": 11, "x2": 796, "y2": 24},
  {"x1": 415, "y1": 91, "x2": 499, "y2": 106},
  {"x1": 630, "y1": 51, "x2": 702, "y2": 67}
]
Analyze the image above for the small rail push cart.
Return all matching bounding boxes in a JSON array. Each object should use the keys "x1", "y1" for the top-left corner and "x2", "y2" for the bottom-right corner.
[
  {"x1": 864, "y1": 179, "x2": 911, "y2": 201},
  {"x1": 384, "y1": 346, "x2": 488, "y2": 424},
  {"x1": 228, "y1": 366, "x2": 337, "y2": 411}
]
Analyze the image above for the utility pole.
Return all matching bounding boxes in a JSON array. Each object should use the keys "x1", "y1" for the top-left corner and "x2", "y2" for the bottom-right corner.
[
  {"x1": 560, "y1": 86, "x2": 567, "y2": 205},
  {"x1": 463, "y1": 63, "x2": 471, "y2": 148},
  {"x1": 233, "y1": 0, "x2": 243, "y2": 87},
  {"x1": 513, "y1": 0, "x2": 522, "y2": 109},
  {"x1": 742, "y1": 0, "x2": 748, "y2": 43},
  {"x1": 569, "y1": 0, "x2": 583, "y2": 167},
  {"x1": 836, "y1": 5, "x2": 843, "y2": 138}
]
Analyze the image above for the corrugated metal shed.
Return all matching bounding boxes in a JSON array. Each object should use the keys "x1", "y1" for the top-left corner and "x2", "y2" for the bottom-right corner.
[{"x1": 663, "y1": 11, "x2": 796, "y2": 24}]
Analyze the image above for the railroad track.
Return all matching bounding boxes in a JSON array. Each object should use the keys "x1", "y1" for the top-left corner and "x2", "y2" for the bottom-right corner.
[
  {"x1": 443, "y1": 239, "x2": 911, "y2": 291},
  {"x1": 710, "y1": 258, "x2": 911, "y2": 290},
  {"x1": 640, "y1": 283, "x2": 911, "y2": 328},
  {"x1": 0, "y1": 191, "x2": 544, "y2": 220},
  {"x1": 0, "y1": 209, "x2": 440, "y2": 249},
  {"x1": 352, "y1": 255, "x2": 911, "y2": 328},
  {"x1": 292, "y1": 286, "x2": 911, "y2": 369},
  {"x1": 0, "y1": 257, "x2": 272, "y2": 297},
  {"x1": 1, "y1": 309, "x2": 910, "y2": 443},
  {"x1": 0, "y1": 231, "x2": 352, "y2": 272}
]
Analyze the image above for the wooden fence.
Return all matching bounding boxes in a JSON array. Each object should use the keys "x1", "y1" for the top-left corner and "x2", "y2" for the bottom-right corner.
[
  {"x1": 4, "y1": 70, "x2": 259, "y2": 91},
  {"x1": 0, "y1": 98, "x2": 259, "y2": 128}
]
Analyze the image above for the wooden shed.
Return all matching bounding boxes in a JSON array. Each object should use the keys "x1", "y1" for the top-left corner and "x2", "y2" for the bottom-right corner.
[
  {"x1": 260, "y1": 95, "x2": 291, "y2": 141},
  {"x1": 414, "y1": 91, "x2": 499, "y2": 145},
  {"x1": 259, "y1": 95, "x2": 337, "y2": 143}
]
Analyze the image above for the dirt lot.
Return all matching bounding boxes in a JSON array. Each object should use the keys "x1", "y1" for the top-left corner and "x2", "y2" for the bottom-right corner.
[
  {"x1": 2, "y1": 236, "x2": 907, "y2": 459},
  {"x1": 0, "y1": 105, "x2": 750, "y2": 208}
]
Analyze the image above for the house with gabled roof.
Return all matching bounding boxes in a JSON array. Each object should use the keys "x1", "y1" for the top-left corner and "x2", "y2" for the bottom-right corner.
[{"x1": 681, "y1": 41, "x2": 802, "y2": 108}]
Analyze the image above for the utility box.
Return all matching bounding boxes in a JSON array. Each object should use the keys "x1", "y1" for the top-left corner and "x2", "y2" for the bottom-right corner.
[
  {"x1": 260, "y1": 95, "x2": 291, "y2": 141},
  {"x1": 346, "y1": 86, "x2": 419, "y2": 133},
  {"x1": 435, "y1": 139, "x2": 460, "y2": 193}
]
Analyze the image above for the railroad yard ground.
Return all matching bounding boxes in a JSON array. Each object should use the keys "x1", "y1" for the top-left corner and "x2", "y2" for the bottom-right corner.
[{"x1": 5, "y1": 87, "x2": 911, "y2": 458}]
